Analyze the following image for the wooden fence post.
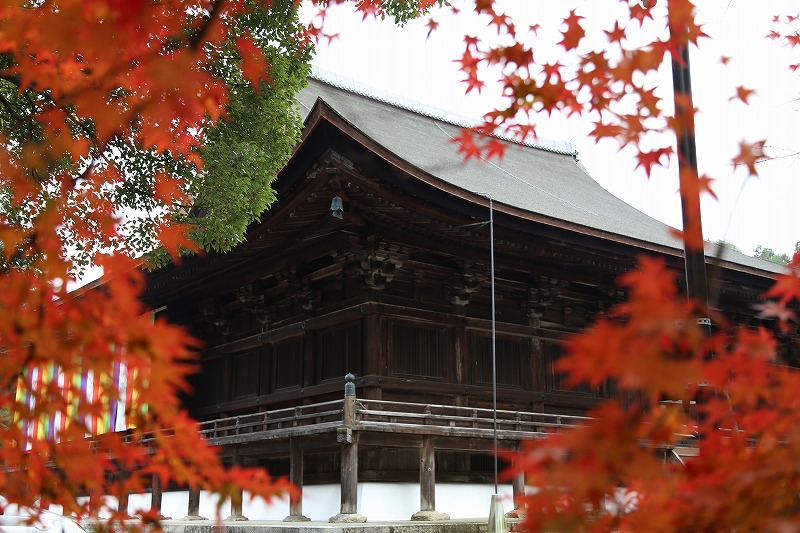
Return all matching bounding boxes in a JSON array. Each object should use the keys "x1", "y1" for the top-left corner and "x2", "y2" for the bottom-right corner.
[{"x1": 329, "y1": 373, "x2": 366, "y2": 523}]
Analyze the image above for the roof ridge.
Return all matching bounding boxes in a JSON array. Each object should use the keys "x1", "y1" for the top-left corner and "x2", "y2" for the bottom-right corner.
[{"x1": 309, "y1": 66, "x2": 577, "y2": 157}]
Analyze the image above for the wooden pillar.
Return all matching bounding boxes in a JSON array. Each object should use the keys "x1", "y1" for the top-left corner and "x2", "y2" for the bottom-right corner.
[
  {"x1": 303, "y1": 330, "x2": 315, "y2": 389},
  {"x1": 329, "y1": 374, "x2": 366, "y2": 523},
  {"x1": 118, "y1": 489, "x2": 129, "y2": 518},
  {"x1": 150, "y1": 473, "x2": 170, "y2": 519},
  {"x1": 283, "y1": 438, "x2": 310, "y2": 521},
  {"x1": 340, "y1": 439, "x2": 359, "y2": 514},
  {"x1": 454, "y1": 326, "x2": 470, "y2": 476},
  {"x1": 182, "y1": 486, "x2": 206, "y2": 520},
  {"x1": 420, "y1": 435, "x2": 435, "y2": 511},
  {"x1": 115, "y1": 468, "x2": 130, "y2": 518},
  {"x1": 509, "y1": 474, "x2": 525, "y2": 516},
  {"x1": 116, "y1": 493, "x2": 129, "y2": 519},
  {"x1": 225, "y1": 447, "x2": 248, "y2": 521},
  {"x1": 411, "y1": 435, "x2": 449, "y2": 520},
  {"x1": 188, "y1": 488, "x2": 201, "y2": 517},
  {"x1": 363, "y1": 313, "x2": 382, "y2": 376},
  {"x1": 507, "y1": 442, "x2": 526, "y2": 519}
]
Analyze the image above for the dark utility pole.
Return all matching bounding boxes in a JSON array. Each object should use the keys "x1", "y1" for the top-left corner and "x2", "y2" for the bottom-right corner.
[{"x1": 667, "y1": 0, "x2": 710, "y2": 313}]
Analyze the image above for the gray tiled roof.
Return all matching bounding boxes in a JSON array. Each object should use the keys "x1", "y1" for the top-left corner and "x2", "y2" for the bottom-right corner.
[{"x1": 297, "y1": 75, "x2": 782, "y2": 275}]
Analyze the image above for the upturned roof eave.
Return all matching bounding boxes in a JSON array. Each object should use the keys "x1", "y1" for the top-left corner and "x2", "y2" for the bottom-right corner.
[
  {"x1": 295, "y1": 78, "x2": 783, "y2": 281},
  {"x1": 300, "y1": 97, "x2": 776, "y2": 280}
]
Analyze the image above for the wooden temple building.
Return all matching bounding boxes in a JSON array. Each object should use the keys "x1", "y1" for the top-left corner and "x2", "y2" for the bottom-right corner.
[{"x1": 137, "y1": 74, "x2": 787, "y2": 521}]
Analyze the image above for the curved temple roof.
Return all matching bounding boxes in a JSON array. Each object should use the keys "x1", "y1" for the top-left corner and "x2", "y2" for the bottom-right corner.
[{"x1": 296, "y1": 73, "x2": 782, "y2": 276}]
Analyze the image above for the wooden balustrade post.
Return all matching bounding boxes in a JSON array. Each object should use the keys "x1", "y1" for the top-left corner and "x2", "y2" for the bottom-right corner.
[
  {"x1": 283, "y1": 438, "x2": 310, "y2": 522},
  {"x1": 343, "y1": 375, "x2": 355, "y2": 427},
  {"x1": 411, "y1": 434, "x2": 449, "y2": 521},
  {"x1": 329, "y1": 374, "x2": 366, "y2": 523},
  {"x1": 225, "y1": 447, "x2": 248, "y2": 521}
]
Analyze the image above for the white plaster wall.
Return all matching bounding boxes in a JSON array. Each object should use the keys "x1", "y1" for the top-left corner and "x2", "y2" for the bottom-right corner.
[
  {"x1": 436, "y1": 483, "x2": 515, "y2": 520},
  {"x1": 121, "y1": 483, "x2": 516, "y2": 522}
]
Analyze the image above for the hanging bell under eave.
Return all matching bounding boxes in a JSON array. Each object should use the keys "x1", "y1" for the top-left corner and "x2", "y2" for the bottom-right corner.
[{"x1": 331, "y1": 196, "x2": 344, "y2": 219}]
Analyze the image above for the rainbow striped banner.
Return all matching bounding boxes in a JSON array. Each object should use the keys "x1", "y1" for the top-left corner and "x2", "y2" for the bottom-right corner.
[{"x1": 15, "y1": 313, "x2": 155, "y2": 447}]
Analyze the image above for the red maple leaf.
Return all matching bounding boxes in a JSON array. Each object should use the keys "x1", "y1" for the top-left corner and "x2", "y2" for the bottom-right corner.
[
  {"x1": 236, "y1": 33, "x2": 271, "y2": 89},
  {"x1": 425, "y1": 18, "x2": 439, "y2": 40},
  {"x1": 590, "y1": 121, "x2": 623, "y2": 141},
  {"x1": 629, "y1": 1, "x2": 656, "y2": 26},
  {"x1": 456, "y1": 48, "x2": 480, "y2": 70},
  {"x1": 753, "y1": 301, "x2": 797, "y2": 324},
  {"x1": 729, "y1": 85, "x2": 755, "y2": 104},
  {"x1": 732, "y1": 140, "x2": 766, "y2": 176},
  {"x1": 559, "y1": 10, "x2": 585, "y2": 51},
  {"x1": 473, "y1": 0, "x2": 494, "y2": 15},
  {"x1": 484, "y1": 138, "x2": 506, "y2": 160},
  {"x1": 634, "y1": 147, "x2": 672, "y2": 177},
  {"x1": 155, "y1": 220, "x2": 199, "y2": 262},
  {"x1": 489, "y1": 11, "x2": 511, "y2": 34},
  {"x1": 462, "y1": 73, "x2": 484, "y2": 95},
  {"x1": 450, "y1": 129, "x2": 481, "y2": 161},
  {"x1": 765, "y1": 272, "x2": 800, "y2": 305},
  {"x1": 605, "y1": 21, "x2": 626, "y2": 44}
]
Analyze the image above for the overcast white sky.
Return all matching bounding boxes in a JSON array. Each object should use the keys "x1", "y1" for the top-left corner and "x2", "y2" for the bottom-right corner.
[{"x1": 302, "y1": 0, "x2": 800, "y2": 258}]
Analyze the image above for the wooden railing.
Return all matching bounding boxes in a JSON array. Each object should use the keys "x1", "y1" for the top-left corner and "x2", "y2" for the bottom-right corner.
[
  {"x1": 194, "y1": 400, "x2": 344, "y2": 444},
  {"x1": 127, "y1": 392, "x2": 692, "y2": 451},
  {"x1": 353, "y1": 399, "x2": 591, "y2": 437},
  {"x1": 108, "y1": 376, "x2": 696, "y2": 521},
  {"x1": 173, "y1": 396, "x2": 591, "y2": 446},
  {"x1": 121, "y1": 391, "x2": 593, "y2": 448}
]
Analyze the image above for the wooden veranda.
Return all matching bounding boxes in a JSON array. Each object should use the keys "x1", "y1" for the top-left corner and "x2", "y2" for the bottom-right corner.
[{"x1": 131, "y1": 375, "x2": 697, "y2": 523}]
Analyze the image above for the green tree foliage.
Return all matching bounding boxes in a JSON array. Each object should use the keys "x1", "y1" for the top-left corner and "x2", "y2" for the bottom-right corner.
[
  {"x1": 381, "y1": 0, "x2": 446, "y2": 26},
  {"x1": 754, "y1": 244, "x2": 791, "y2": 265},
  {"x1": 193, "y1": 5, "x2": 311, "y2": 253},
  {"x1": 118, "y1": 0, "x2": 312, "y2": 266},
  {"x1": 0, "y1": 0, "x2": 311, "y2": 273}
]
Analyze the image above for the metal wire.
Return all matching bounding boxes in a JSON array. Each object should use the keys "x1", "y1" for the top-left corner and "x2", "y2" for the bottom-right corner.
[
  {"x1": 489, "y1": 197, "x2": 498, "y2": 494},
  {"x1": 471, "y1": 192, "x2": 498, "y2": 494}
]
